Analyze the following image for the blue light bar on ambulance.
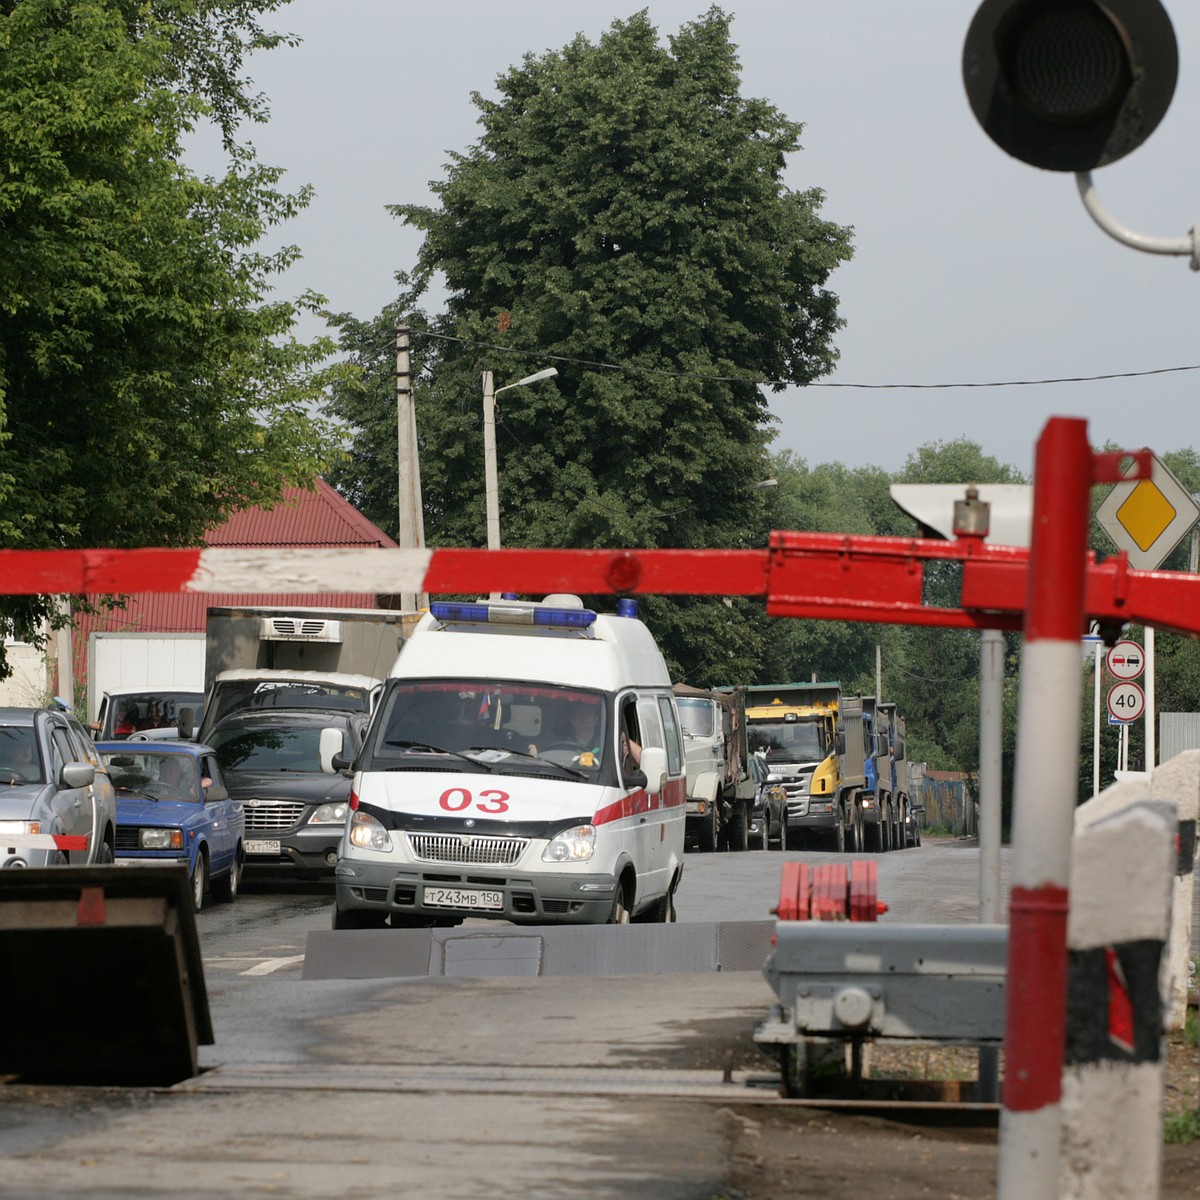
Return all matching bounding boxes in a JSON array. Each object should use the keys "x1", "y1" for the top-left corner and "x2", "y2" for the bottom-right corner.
[{"x1": 429, "y1": 601, "x2": 598, "y2": 629}]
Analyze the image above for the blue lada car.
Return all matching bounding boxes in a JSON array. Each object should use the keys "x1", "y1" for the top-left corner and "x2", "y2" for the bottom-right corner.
[{"x1": 98, "y1": 742, "x2": 244, "y2": 912}]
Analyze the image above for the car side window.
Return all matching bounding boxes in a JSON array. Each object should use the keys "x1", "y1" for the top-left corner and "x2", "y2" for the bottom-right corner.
[
  {"x1": 200, "y1": 754, "x2": 224, "y2": 795},
  {"x1": 635, "y1": 696, "x2": 664, "y2": 757},
  {"x1": 61, "y1": 721, "x2": 90, "y2": 765},
  {"x1": 49, "y1": 728, "x2": 74, "y2": 779},
  {"x1": 657, "y1": 696, "x2": 683, "y2": 777}
]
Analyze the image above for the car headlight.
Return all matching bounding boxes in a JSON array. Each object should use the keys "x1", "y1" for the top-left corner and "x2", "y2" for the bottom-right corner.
[
  {"x1": 309, "y1": 802, "x2": 349, "y2": 825},
  {"x1": 347, "y1": 809, "x2": 392, "y2": 852},
  {"x1": 141, "y1": 828, "x2": 183, "y2": 850},
  {"x1": 0, "y1": 820, "x2": 41, "y2": 836},
  {"x1": 542, "y1": 824, "x2": 596, "y2": 863}
]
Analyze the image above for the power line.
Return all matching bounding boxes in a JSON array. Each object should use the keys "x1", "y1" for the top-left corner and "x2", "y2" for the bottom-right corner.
[{"x1": 399, "y1": 328, "x2": 1200, "y2": 392}]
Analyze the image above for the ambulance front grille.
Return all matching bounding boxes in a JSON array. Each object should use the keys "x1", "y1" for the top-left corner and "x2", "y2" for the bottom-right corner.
[{"x1": 407, "y1": 833, "x2": 527, "y2": 865}]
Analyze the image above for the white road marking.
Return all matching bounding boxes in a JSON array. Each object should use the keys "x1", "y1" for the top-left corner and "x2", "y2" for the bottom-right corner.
[
  {"x1": 240, "y1": 955, "x2": 306, "y2": 976},
  {"x1": 202, "y1": 954, "x2": 306, "y2": 976}
]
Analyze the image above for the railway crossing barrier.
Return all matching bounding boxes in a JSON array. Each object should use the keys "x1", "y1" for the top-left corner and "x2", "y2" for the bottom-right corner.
[{"x1": 3, "y1": 417, "x2": 1198, "y2": 1193}]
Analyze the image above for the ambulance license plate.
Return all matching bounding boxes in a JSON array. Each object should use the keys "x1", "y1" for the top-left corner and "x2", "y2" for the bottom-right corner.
[
  {"x1": 245, "y1": 839, "x2": 281, "y2": 855},
  {"x1": 424, "y1": 886, "x2": 503, "y2": 911}
]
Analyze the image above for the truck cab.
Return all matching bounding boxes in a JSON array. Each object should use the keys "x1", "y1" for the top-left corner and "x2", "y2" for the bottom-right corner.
[
  {"x1": 673, "y1": 684, "x2": 754, "y2": 852},
  {"x1": 744, "y1": 684, "x2": 865, "y2": 853}
]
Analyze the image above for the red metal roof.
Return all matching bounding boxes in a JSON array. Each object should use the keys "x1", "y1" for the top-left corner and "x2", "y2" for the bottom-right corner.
[
  {"x1": 73, "y1": 481, "x2": 400, "y2": 667},
  {"x1": 205, "y1": 480, "x2": 398, "y2": 548}
]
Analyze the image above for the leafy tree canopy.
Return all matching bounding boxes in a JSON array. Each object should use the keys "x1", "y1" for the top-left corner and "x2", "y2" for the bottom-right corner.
[
  {"x1": 327, "y1": 7, "x2": 853, "y2": 681},
  {"x1": 0, "y1": 0, "x2": 345, "y2": 670}
]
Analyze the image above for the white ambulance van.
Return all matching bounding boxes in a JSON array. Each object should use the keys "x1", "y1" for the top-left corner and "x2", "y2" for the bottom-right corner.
[{"x1": 332, "y1": 595, "x2": 686, "y2": 928}]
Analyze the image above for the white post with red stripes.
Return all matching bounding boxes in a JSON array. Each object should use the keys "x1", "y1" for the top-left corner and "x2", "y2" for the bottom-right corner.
[
  {"x1": 998, "y1": 418, "x2": 1094, "y2": 1200},
  {"x1": 1150, "y1": 750, "x2": 1200, "y2": 1031},
  {"x1": 1061, "y1": 779, "x2": 1176, "y2": 1198}
]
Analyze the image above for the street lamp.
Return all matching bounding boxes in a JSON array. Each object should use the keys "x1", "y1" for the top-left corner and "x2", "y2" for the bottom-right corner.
[{"x1": 482, "y1": 367, "x2": 559, "y2": 550}]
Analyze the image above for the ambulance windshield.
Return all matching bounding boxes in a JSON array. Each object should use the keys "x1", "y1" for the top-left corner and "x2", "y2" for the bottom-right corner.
[{"x1": 369, "y1": 681, "x2": 609, "y2": 774}]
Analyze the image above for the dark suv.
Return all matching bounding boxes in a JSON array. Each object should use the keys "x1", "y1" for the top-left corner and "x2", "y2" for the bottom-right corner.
[{"x1": 204, "y1": 708, "x2": 365, "y2": 880}]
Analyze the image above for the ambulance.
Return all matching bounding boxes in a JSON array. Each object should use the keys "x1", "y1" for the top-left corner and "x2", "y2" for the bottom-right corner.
[{"x1": 332, "y1": 595, "x2": 686, "y2": 928}]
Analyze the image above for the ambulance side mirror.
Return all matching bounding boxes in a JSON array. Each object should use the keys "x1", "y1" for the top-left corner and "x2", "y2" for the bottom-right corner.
[
  {"x1": 638, "y1": 746, "x2": 668, "y2": 794},
  {"x1": 319, "y1": 727, "x2": 344, "y2": 776}
]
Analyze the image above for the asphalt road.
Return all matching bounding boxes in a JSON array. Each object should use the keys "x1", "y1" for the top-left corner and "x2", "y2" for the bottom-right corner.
[{"x1": 1, "y1": 839, "x2": 1013, "y2": 1199}]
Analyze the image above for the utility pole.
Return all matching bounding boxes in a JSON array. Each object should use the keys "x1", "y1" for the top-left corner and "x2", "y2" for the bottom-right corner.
[
  {"x1": 395, "y1": 324, "x2": 426, "y2": 611},
  {"x1": 481, "y1": 369, "x2": 500, "y2": 552},
  {"x1": 481, "y1": 366, "x2": 558, "y2": 560}
]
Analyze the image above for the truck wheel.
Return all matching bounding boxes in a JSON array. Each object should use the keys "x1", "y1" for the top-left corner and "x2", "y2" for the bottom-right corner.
[
  {"x1": 698, "y1": 804, "x2": 718, "y2": 853},
  {"x1": 727, "y1": 803, "x2": 749, "y2": 852},
  {"x1": 845, "y1": 817, "x2": 862, "y2": 854}
]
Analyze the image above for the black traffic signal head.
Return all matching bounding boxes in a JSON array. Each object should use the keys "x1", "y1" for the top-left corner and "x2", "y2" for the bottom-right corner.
[{"x1": 964, "y1": 0, "x2": 1178, "y2": 171}]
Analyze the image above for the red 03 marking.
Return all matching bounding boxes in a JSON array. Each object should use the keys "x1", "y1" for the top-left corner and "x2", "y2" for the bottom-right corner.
[{"x1": 438, "y1": 787, "x2": 510, "y2": 814}]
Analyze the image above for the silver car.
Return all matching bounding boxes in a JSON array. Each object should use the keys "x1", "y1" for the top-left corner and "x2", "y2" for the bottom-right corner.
[{"x1": 0, "y1": 707, "x2": 117, "y2": 867}]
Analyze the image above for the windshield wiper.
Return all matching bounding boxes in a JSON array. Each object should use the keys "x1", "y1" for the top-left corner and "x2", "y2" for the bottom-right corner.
[
  {"x1": 466, "y1": 746, "x2": 589, "y2": 781},
  {"x1": 384, "y1": 740, "x2": 491, "y2": 769}
]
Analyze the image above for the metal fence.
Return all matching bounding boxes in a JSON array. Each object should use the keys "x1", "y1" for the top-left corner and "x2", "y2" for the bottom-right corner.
[{"x1": 912, "y1": 769, "x2": 976, "y2": 836}]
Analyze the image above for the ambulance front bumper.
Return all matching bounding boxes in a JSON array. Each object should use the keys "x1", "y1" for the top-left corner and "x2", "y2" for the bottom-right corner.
[{"x1": 334, "y1": 858, "x2": 619, "y2": 926}]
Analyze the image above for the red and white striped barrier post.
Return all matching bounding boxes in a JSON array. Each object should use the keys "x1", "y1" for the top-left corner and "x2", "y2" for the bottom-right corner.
[
  {"x1": 1061, "y1": 779, "x2": 1176, "y2": 1198},
  {"x1": 998, "y1": 418, "x2": 1118, "y2": 1199},
  {"x1": 1150, "y1": 750, "x2": 1200, "y2": 1030}
]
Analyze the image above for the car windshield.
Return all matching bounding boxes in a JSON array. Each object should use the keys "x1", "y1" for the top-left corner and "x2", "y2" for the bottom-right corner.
[
  {"x1": 101, "y1": 751, "x2": 201, "y2": 801},
  {"x1": 207, "y1": 681, "x2": 369, "y2": 729},
  {"x1": 106, "y1": 692, "x2": 202, "y2": 738},
  {"x1": 368, "y1": 681, "x2": 608, "y2": 772},
  {"x1": 0, "y1": 726, "x2": 43, "y2": 784},
  {"x1": 676, "y1": 698, "x2": 715, "y2": 738},
  {"x1": 207, "y1": 723, "x2": 339, "y2": 774},
  {"x1": 748, "y1": 719, "x2": 827, "y2": 763}
]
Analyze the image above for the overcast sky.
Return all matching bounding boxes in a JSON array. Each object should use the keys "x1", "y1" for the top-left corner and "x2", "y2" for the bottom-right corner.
[{"x1": 227, "y1": 1, "x2": 1200, "y2": 477}]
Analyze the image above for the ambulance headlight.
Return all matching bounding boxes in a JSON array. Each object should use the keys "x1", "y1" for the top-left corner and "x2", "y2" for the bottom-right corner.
[
  {"x1": 347, "y1": 810, "x2": 393, "y2": 852},
  {"x1": 542, "y1": 824, "x2": 596, "y2": 863}
]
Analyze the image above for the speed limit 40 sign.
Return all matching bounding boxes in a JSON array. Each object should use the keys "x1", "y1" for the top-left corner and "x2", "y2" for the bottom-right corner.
[{"x1": 1108, "y1": 681, "x2": 1146, "y2": 724}]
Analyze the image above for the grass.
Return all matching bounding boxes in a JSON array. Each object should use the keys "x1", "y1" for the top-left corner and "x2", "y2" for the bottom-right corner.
[
  {"x1": 1164, "y1": 1006, "x2": 1199, "y2": 1145},
  {"x1": 921, "y1": 821, "x2": 958, "y2": 838},
  {"x1": 1164, "y1": 1108, "x2": 1200, "y2": 1144}
]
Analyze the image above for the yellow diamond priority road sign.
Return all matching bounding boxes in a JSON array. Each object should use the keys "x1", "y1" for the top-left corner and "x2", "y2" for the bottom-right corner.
[{"x1": 1096, "y1": 452, "x2": 1200, "y2": 570}]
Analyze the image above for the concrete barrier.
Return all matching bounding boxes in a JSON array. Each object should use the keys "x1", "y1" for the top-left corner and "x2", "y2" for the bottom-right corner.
[
  {"x1": 1150, "y1": 749, "x2": 1200, "y2": 1031},
  {"x1": 304, "y1": 920, "x2": 776, "y2": 980},
  {"x1": 0, "y1": 866, "x2": 212, "y2": 1086},
  {"x1": 1061, "y1": 780, "x2": 1176, "y2": 1200}
]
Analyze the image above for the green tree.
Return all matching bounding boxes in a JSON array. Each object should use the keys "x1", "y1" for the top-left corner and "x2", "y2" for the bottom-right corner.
[
  {"x1": 0, "y1": 0, "x2": 344, "y2": 675},
  {"x1": 326, "y1": 8, "x2": 852, "y2": 682}
]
